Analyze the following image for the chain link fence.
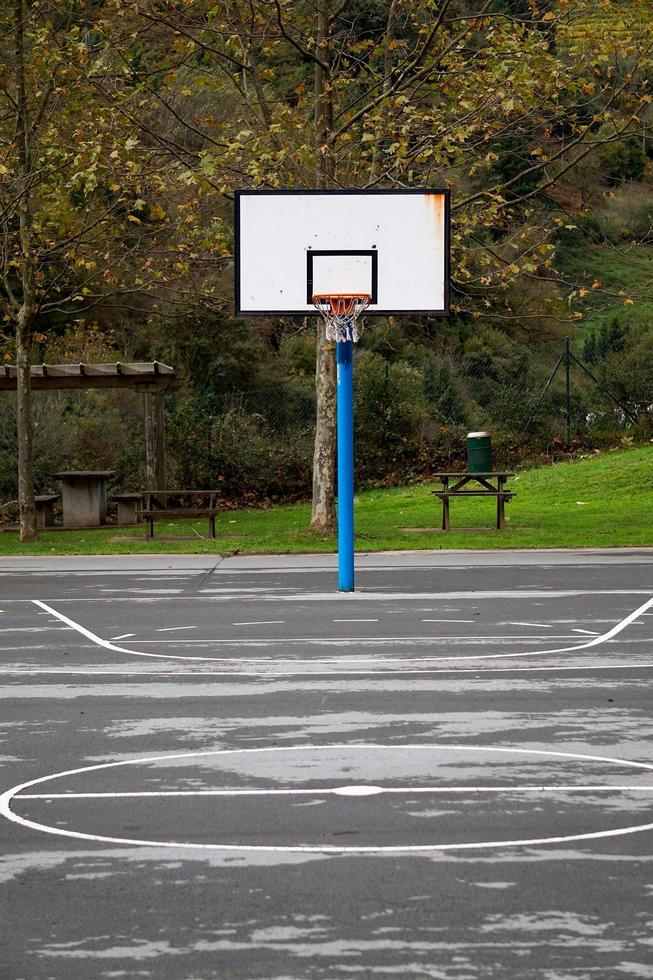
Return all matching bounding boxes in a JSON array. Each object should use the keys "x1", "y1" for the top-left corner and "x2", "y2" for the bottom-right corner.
[
  {"x1": 164, "y1": 335, "x2": 649, "y2": 498},
  {"x1": 1, "y1": 334, "x2": 650, "y2": 511},
  {"x1": 429, "y1": 337, "x2": 642, "y2": 450}
]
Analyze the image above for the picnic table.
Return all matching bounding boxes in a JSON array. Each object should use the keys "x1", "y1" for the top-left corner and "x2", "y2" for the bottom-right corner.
[
  {"x1": 53, "y1": 471, "x2": 114, "y2": 528},
  {"x1": 432, "y1": 471, "x2": 515, "y2": 531},
  {"x1": 137, "y1": 490, "x2": 220, "y2": 539}
]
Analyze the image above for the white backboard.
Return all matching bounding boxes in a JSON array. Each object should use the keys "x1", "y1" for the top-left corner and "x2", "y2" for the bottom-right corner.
[{"x1": 235, "y1": 189, "x2": 449, "y2": 316}]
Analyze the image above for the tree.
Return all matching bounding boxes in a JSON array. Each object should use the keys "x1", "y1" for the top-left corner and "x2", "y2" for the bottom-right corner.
[
  {"x1": 6, "y1": 0, "x2": 36, "y2": 540},
  {"x1": 11, "y1": 0, "x2": 648, "y2": 533},
  {"x1": 0, "y1": 2, "x2": 211, "y2": 539},
  {"x1": 113, "y1": 0, "x2": 652, "y2": 528}
]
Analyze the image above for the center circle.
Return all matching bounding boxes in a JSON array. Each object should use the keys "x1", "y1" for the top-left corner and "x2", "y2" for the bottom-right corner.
[{"x1": 2, "y1": 744, "x2": 653, "y2": 853}]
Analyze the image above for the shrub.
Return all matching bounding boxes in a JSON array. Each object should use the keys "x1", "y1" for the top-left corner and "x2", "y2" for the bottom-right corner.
[
  {"x1": 598, "y1": 329, "x2": 653, "y2": 432},
  {"x1": 598, "y1": 134, "x2": 647, "y2": 186},
  {"x1": 0, "y1": 392, "x2": 74, "y2": 501},
  {"x1": 165, "y1": 391, "x2": 312, "y2": 504},
  {"x1": 353, "y1": 352, "x2": 430, "y2": 482},
  {"x1": 582, "y1": 318, "x2": 629, "y2": 365}
]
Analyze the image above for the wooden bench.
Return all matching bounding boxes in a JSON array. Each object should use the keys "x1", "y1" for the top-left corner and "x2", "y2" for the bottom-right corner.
[
  {"x1": 137, "y1": 490, "x2": 220, "y2": 540},
  {"x1": 432, "y1": 472, "x2": 515, "y2": 530},
  {"x1": 109, "y1": 493, "x2": 144, "y2": 525},
  {"x1": 35, "y1": 494, "x2": 61, "y2": 528}
]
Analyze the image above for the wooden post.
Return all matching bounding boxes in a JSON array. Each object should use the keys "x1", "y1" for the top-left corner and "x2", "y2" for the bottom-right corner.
[
  {"x1": 441, "y1": 476, "x2": 450, "y2": 531},
  {"x1": 143, "y1": 387, "x2": 166, "y2": 490},
  {"x1": 153, "y1": 390, "x2": 166, "y2": 490},
  {"x1": 143, "y1": 390, "x2": 155, "y2": 489}
]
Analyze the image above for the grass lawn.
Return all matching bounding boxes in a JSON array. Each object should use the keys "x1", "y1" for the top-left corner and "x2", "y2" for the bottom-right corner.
[{"x1": 1, "y1": 446, "x2": 651, "y2": 556}]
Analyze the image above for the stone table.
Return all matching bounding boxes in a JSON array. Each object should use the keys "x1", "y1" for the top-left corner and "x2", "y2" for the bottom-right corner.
[{"x1": 53, "y1": 471, "x2": 115, "y2": 528}]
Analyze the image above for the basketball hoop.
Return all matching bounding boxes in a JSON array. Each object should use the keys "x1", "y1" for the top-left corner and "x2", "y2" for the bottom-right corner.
[{"x1": 313, "y1": 293, "x2": 370, "y2": 344}]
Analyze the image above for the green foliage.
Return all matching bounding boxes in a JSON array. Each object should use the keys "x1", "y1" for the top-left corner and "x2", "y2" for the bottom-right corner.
[
  {"x1": 608, "y1": 330, "x2": 653, "y2": 424},
  {"x1": 598, "y1": 134, "x2": 648, "y2": 186},
  {"x1": 584, "y1": 326, "x2": 653, "y2": 432},
  {"x1": 422, "y1": 357, "x2": 468, "y2": 425},
  {"x1": 278, "y1": 333, "x2": 317, "y2": 379},
  {"x1": 489, "y1": 0, "x2": 552, "y2": 17},
  {"x1": 582, "y1": 317, "x2": 629, "y2": 365},
  {"x1": 165, "y1": 391, "x2": 312, "y2": 504},
  {"x1": 359, "y1": 321, "x2": 411, "y2": 362},
  {"x1": 353, "y1": 352, "x2": 429, "y2": 482},
  {"x1": 0, "y1": 393, "x2": 73, "y2": 501},
  {"x1": 488, "y1": 135, "x2": 543, "y2": 201},
  {"x1": 139, "y1": 307, "x2": 264, "y2": 394},
  {"x1": 335, "y1": 0, "x2": 394, "y2": 41},
  {"x1": 0, "y1": 386, "x2": 144, "y2": 505}
]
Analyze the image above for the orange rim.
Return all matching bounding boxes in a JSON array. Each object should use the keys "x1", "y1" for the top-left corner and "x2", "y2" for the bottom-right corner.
[{"x1": 312, "y1": 293, "x2": 371, "y2": 316}]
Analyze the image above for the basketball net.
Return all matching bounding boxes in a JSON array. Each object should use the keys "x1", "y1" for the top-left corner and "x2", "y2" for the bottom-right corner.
[{"x1": 312, "y1": 293, "x2": 370, "y2": 344}]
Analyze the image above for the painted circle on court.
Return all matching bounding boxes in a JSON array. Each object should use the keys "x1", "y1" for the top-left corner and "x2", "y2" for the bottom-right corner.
[{"x1": 2, "y1": 744, "x2": 653, "y2": 853}]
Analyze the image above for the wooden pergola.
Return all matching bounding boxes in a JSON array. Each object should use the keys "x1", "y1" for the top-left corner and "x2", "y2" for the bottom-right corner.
[{"x1": 1, "y1": 361, "x2": 178, "y2": 489}]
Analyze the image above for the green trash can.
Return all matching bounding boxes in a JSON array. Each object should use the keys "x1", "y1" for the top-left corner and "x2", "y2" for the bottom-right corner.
[{"x1": 466, "y1": 431, "x2": 492, "y2": 473}]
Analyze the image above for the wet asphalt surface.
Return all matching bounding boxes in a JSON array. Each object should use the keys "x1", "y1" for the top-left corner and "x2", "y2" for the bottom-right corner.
[{"x1": 0, "y1": 550, "x2": 652, "y2": 979}]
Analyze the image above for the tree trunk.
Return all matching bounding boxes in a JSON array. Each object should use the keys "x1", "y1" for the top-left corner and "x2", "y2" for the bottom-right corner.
[
  {"x1": 16, "y1": 319, "x2": 35, "y2": 541},
  {"x1": 310, "y1": 0, "x2": 337, "y2": 533},
  {"x1": 143, "y1": 389, "x2": 166, "y2": 490},
  {"x1": 14, "y1": 0, "x2": 37, "y2": 542},
  {"x1": 310, "y1": 321, "x2": 337, "y2": 532}
]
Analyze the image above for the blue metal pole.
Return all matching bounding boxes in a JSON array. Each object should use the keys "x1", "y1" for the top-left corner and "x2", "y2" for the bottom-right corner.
[{"x1": 336, "y1": 340, "x2": 354, "y2": 592}]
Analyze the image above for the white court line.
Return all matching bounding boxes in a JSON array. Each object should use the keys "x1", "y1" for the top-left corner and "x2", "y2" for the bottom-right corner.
[
  {"x1": 16, "y1": 784, "x2": 653, "y2": 800},
  {"x1": 110, "y1": 633, "x2": 135, "y2": 641},
  {"x1": 233, "y1": 621, "x2": 285, "y2": 627},
  {"x1": 572, "y1": 629, "x2": 600, "y2": 636},
  {"x1": 30, "y1": 595, "x2": 653, "y2": 667},
  {"x1": 4, "y1": 744, "x2": 653, "y2": 853},
  {"x1": 422, "y1": 619, "x2": 476, "y2": 624},
  {"x1": 0, "y1": 627, "x2": 69, "y2": 633},
  {"x1": 509, "y1": 622, "x2": 553, "y2": 629},
  {"x1": 155, "y1": 626, "x2": 197, "y2": 633}
]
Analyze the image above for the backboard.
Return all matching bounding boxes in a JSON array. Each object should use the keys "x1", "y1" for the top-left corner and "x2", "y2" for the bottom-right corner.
[{"x1": 234, "y1": 189, "x2": 450, "y2": 317}]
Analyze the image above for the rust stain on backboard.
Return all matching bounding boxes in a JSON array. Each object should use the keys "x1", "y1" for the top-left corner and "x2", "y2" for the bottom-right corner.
[{"x1": 424, "y1": 192, "x2": 444, "y2": 231}]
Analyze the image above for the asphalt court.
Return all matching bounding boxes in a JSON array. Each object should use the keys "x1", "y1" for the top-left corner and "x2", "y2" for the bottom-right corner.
[{"x1": 1, "y1": 549, "x2": 653, "y2": 978}]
